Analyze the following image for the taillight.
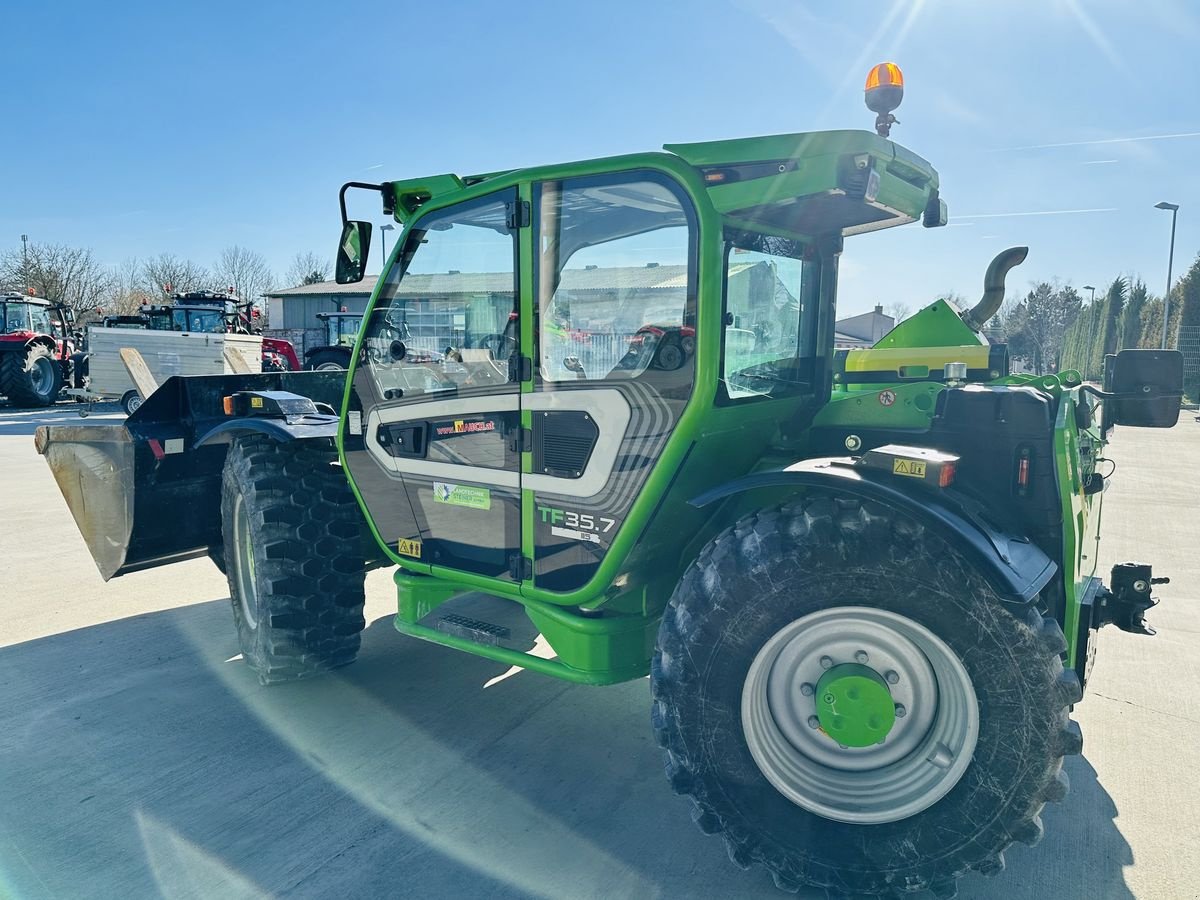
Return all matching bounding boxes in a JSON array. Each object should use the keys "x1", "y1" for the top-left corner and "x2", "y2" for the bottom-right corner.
[{"x1": 1015, "y1": 448, "x2": 1032, "y2": 496}]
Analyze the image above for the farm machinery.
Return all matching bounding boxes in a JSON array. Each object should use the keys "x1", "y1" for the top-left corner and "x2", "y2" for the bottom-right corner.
[
  {"x1": 35, "y1": 65, "x2": 1183, "y2": 897},
  {"x1": 0, "y1": 292, "x2": 80, "y2": 407}
]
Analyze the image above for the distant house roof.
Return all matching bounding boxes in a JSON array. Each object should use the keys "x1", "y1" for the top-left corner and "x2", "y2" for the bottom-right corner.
[
  {"x1": 265, "y1": 264, "x2": 694, "y2": 300},
  {"x1": 265, "y1": 277, "x2": 380, "y2": 298}
]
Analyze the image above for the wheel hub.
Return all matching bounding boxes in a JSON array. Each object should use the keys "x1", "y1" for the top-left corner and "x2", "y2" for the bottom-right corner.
[
  {"x1": 814, "y1": 664, "x2": 896, "y2": 748},
  {"x1": 742, "y1": 606, "x2": 980, "y2": 824}
]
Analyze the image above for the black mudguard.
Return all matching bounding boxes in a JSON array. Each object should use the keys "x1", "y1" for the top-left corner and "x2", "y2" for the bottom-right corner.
[{"x1": 690, "y1": 457, "x2": 1056, "y2": 608}]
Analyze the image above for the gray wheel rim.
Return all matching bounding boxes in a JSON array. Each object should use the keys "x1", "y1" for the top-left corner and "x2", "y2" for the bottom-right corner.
[
  {"x1": 29, "y1": 356, "x2": 54, "y2": 395},
  {"x1": 232, "y1": 494, "x2": 259, "y2": 630},
  {"x1": 741, "y1": 606, "x2": 979, "y2": 825},
  {"x1": 315, "y1": 361, "x2": 345, "y2": 371},
  {"x1": 125, "y1": 394, "x2": 142, "y2": 414}
]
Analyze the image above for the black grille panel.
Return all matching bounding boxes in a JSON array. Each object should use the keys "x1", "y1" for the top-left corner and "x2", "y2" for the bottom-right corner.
[{"x1": 533, "y1": 411, "x2": 599, "y2": 478}]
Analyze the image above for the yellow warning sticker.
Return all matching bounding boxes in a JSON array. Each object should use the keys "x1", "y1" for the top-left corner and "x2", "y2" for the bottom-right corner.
[
  {"x1": 250, "y1": 396, "x2": 264, "y2": 408},
  {"x1": 397, "y1": 538, "x2": 423, "y2": 558},
  {"x1": 892, "y1": 459, "x2": 926, "y2": 478}
]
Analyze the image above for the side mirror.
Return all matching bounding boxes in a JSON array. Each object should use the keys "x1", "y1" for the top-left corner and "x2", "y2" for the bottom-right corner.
[
  {"x1": 1102, "y1": 349, "x2": 1183, "y2": 429},
  {"x1": 336, "y1": 221, "x2": 373, "y2": 284}
]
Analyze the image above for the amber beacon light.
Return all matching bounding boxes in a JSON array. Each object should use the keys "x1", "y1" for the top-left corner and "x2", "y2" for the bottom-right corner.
[{"x1": 865, "y1": 62, "x2": 904, "y2": 137}]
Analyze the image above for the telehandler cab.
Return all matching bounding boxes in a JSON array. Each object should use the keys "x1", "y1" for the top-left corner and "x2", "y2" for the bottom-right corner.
[{"x1": 36, "y1": 64, "x2": 1183, "y2": 897}]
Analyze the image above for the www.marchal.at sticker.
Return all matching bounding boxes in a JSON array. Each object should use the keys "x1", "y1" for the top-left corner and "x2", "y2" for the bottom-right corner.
[{"x1": 433, "y1": 482, "x2": 492, "y2": 510}]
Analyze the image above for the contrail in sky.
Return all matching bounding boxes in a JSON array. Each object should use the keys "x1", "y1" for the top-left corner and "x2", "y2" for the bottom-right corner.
[
  {"x1": 954, "y1": 208, "x2": 1118, "y2": 220},
  {"x1": 994, "y1": 132, "x2": 1200, "y2": 152}
]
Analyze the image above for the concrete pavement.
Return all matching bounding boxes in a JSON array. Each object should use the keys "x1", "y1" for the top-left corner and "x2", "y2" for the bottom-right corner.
[{"x1": 0, "y1": 404, "x2": 1197, "y2": 899}]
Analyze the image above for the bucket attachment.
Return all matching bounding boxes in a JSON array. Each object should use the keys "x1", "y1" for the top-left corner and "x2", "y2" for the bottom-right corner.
[
  {"x1": 35, "y1": 421, "x2": 226, "y2": 580},
  {"x1": 35, "y1": 370, "x2": 349, "y2": 581}
]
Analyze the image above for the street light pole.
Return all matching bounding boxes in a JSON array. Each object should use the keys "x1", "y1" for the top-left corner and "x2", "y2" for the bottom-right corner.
[
  {"x1": 1155, "y1": 201, "x2": 1179, "y2": 348},
  {"x1": 20, "y1": 234, "x2": 29, "y2": 293},
  {"x1": 1080, "y1": 285, "x2": 1098, "y2": 375}
]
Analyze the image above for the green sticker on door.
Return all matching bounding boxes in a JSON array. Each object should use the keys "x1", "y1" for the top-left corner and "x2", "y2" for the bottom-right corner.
[{"x1": 433, "y1": 482, "x2": 492, "y2": 510}]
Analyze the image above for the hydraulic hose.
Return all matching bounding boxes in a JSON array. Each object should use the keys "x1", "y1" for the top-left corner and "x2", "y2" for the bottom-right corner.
[{"x1": 961, "y1": 246, "x2": 1028, "y2": 332}]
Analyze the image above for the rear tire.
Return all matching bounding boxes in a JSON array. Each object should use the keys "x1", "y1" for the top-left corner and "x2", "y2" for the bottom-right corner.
[
  {"x1": 651, "y1": 495, "x2": 1082, "y2": 897},
  {"x1": 220, "y1": 435, "x2": 367, "y2": 684},
  {"x1": 1, "y1": 344, "x2": 62, "y2": 407},
  {"x1": 306, "y1": 349, "x2": 350, "y2": 371}
]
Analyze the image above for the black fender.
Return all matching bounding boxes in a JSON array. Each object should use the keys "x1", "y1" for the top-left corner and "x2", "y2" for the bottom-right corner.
[
  {"x1": 690, "y1": 457, "x2": 1056, "y2": 607},
  {"x1": 194, "y1": 414, "x2": 338, "y2": 448}
]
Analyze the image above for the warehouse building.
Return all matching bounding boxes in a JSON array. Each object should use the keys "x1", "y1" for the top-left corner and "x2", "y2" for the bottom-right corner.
[{"x1": 264, "y1": 271, "x2": 895, "y2": 360}]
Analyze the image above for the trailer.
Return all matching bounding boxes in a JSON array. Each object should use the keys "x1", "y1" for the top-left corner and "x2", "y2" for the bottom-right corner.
[{"x1": 71, "y1": 326, "x2": 264, "y2": 414}]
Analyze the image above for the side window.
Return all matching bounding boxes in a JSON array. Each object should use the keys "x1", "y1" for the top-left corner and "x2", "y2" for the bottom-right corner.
[
  {"x1": 722, "y1": 233, "x2": 812, "y2": 400},
  {"x1": 537, "y1": 174, "x2": 695, "y2": 382},
  {"x1": 364, "y1": 193, "x2": 517, "y2": 399}
]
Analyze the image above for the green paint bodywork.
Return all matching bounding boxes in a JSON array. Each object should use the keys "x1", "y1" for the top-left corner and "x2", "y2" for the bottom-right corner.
[{"x1": 336, "y1": 128, "x2": 1102, "y2": 684}]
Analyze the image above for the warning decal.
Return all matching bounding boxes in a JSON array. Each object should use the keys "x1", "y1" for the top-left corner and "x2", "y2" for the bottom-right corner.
[{"x1": 892, "y1": 459, "x2": 926, "y2": 478}]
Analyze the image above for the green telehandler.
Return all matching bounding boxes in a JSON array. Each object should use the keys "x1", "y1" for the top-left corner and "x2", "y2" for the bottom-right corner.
[{"x1": 36, "y1": 65, "x2": 1183, "y2": 897}]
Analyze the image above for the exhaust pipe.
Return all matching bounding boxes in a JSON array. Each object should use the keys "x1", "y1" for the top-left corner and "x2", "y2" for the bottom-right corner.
[{"x1": 961, "y1": 246, "x2": 1028, "y2": 332}]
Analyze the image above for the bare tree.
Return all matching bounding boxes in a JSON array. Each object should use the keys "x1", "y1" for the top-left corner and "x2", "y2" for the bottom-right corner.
[
  {"x1": 139, "y1": 253, "x2": 209, "y2": 299},
  {"x1": 883, "y1": 302, "x2": 912, "y2": 323},
  {"x1": 102, "y1": 257, "x2": 157, "y2": 315},
  {"x1": 284, "y1": 251, "x2": 331, "y2": 287},
  {"x1": 213, "y1": 246, "x2": 275, "y2": 305},
  {"x1": 0, "y1": 242, "x2": 117, "y2": 312}
]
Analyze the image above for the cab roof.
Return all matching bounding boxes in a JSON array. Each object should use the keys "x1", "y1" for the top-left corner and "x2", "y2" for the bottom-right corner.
[{"x1": 383, "y1": 129, "x2": 942, "y2": 239}]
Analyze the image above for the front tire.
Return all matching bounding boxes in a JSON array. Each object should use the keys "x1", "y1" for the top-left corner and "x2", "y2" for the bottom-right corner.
[
  {"x1": 220, "y1": 436, "x2": 367, "y2": 684},
  {"x1": 651, "y1": 496, "x2": 1082, "y2": 897},
  {"x1": 1, "y1": 344, "x2": 62, "y2": 407}
]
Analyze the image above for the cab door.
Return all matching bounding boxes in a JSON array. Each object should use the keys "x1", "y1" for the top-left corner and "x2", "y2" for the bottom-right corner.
[
  {"x1": 526, "y1": 171, "x2": 698, "y2": 593},
  {"x1": 342, "y1": 189, "x2": 527, "y2": 581}
]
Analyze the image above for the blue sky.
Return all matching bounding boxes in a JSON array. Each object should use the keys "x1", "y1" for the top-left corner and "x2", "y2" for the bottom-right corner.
[{"x1": 4, "y1": 0, "x2": 1198, "y2": 315}]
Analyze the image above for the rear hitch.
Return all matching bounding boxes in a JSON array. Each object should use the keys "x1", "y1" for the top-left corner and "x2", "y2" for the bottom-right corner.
[{"x1": 1097, "y1": 562, "x2": 1169, "y2": 636}]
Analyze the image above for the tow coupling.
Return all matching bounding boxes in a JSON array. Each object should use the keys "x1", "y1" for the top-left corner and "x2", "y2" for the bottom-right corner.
[{"x1": 1097, "y1": 563, "x2": 1170, "y2": 635}]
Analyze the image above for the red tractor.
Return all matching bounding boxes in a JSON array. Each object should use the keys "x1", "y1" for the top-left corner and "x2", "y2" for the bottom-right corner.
[{"x1": 0, "y1": 292, "x2": 77, "y2": 407}]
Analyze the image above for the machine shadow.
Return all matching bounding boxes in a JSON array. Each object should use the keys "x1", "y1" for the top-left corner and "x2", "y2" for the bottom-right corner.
[{"x1": 0, "y1": 601, "x2": 1135, "y2": 900}]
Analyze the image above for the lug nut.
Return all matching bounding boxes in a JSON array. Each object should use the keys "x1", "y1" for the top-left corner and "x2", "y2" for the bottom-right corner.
[
  {"x1": 800, "y1": 683, "x2": 814, "y2": 696},
  {"x1": 895, "y1": 704, "x2": 906, "y2": 718},
  {"x1": 885, "y1": 670, "x2": 899, "y2": 684},
  {"x1": 819, "y1": 656, "x2": 834, "y2": 670},
  {"x1": 807, "y1": 716, "x2": 820, "y2": 729},
  {"x1": 855, "y1": 650, "x2": 869, "y2": 664}
]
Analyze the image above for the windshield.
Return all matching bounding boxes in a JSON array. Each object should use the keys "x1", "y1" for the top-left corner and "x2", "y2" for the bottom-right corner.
[
  {"x1": 362, "y1": 193, "x2": 517, "y2": 400},
  {"x1": 2, "y1": 302, "x2": 50, "y2": 335},
  {"x1": 178, "y1": 308, "x2": 226, "y2": 333},
  {"x1": 327, "y1": 315, "x2": 363, "y2": 346}
]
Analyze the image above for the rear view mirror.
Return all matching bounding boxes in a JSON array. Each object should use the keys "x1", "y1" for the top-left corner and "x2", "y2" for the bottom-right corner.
[
  {"x1": 336, "y1": 221, "x2": 372, "y2": 284},
  {"x1": 1102, "y1": 349, "x2": 1183, "y2": 429}
]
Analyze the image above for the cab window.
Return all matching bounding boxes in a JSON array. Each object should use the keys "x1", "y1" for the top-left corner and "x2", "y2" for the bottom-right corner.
[
  {"x1": 721, "y1": 231, "x2": 816, "y2": 400},
  {"x1": 536, "y1": 173, "x2": 696, "y2": 383}
]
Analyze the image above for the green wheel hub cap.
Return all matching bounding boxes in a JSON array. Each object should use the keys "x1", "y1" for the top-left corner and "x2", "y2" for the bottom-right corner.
[{"x1": 814, "y1": 664, "x2": 895, "y2": 747}]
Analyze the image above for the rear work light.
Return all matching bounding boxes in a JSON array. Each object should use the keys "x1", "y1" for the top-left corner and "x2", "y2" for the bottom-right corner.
[{"x1": 855, "y1": 444, "x2": 958, "y2": 489}]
